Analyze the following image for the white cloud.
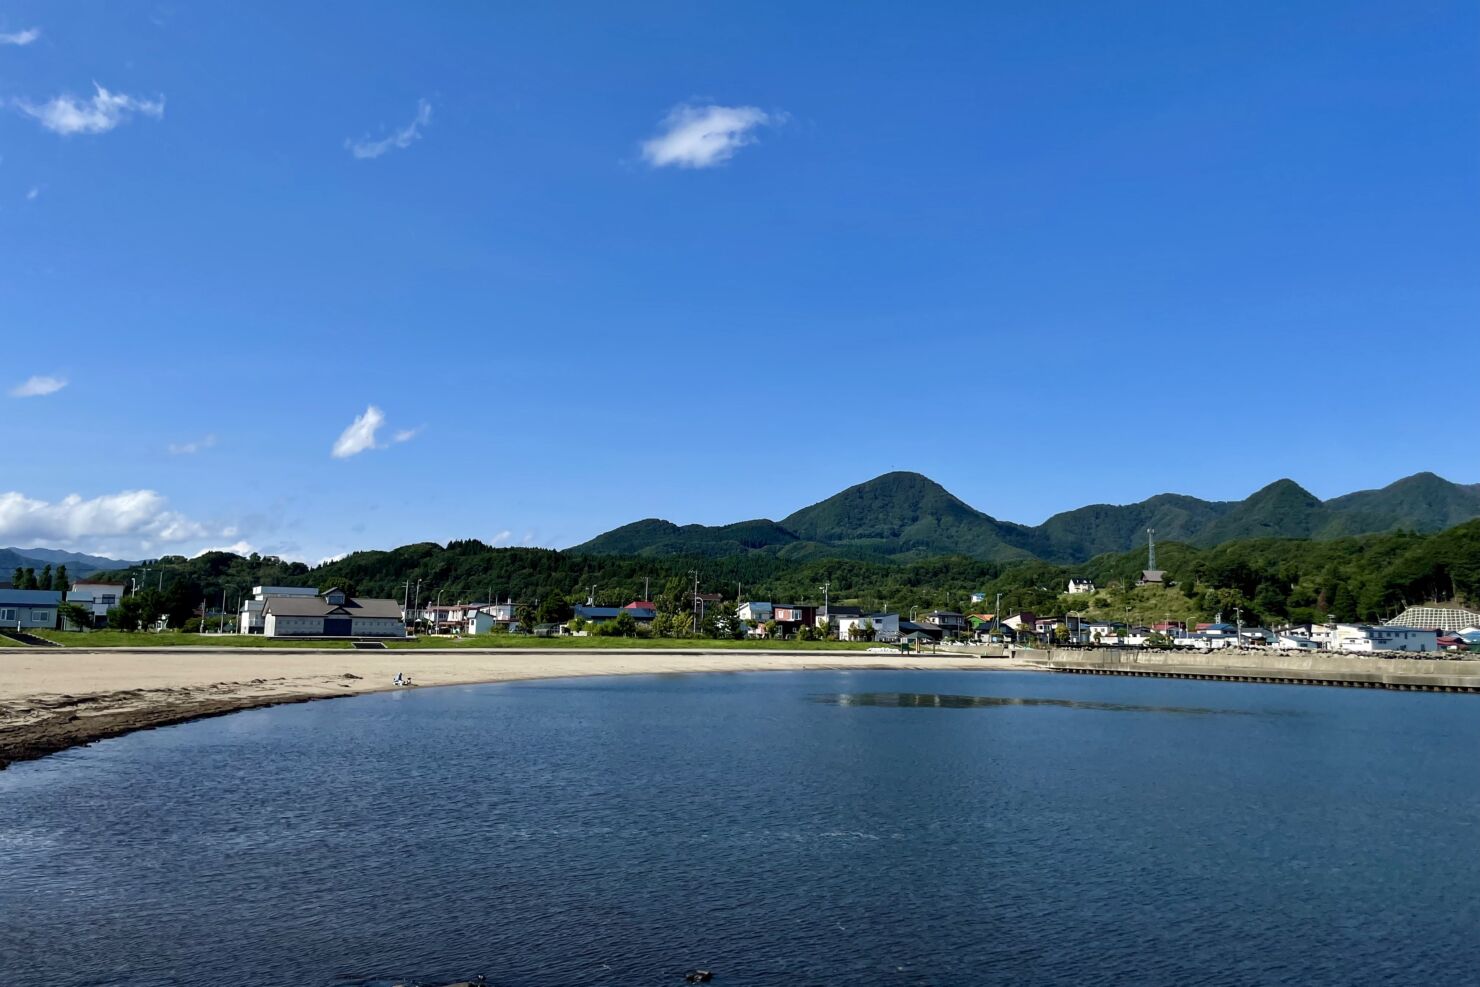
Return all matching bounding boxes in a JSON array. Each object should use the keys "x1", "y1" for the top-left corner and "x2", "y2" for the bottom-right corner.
[
  {"x1": 193, "y1": 540, "x2": 254, "y2": 558},
  {"x1": 25, "y1": 185, "x2": 39, "y2": 201},
  {"x1": 317, "y1": 551, "x2": 349, "y2": 566},
  {"x1": 10, "y1": 374, "x2": 66, "y2": 398},
  {"x1": 641, "y1": 103, "x2": 777, "y2": 169},
  {"x1": 0, "y1": 27, "x2": 40, "y2": 45},
  {"x1": 392, "y1": 426, "x2": 422, "y2": 444},
  {"x1": 16, "y1": 82, "x2": 164, "y2": 136},
  {"x1": 0, "y1": 489, "x2": 212, "y2": 550},
  {"x1": 331, "y1": 405, "x2": 386, "y2": 458},
  {"x1": 347, "y1": 99, "x2": 432, "y2": 159},
  {"x1": 168, "y1": 433, "x2": 217, "y2": 455},
  {"x1": 491, "y1": 530, "x2": 512, "y2": 546}
]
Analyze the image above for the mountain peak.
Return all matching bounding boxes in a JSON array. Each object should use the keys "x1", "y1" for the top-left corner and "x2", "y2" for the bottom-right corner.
[{"x1": 572, "y1": 471, "x2": 1480, "y2": 564}]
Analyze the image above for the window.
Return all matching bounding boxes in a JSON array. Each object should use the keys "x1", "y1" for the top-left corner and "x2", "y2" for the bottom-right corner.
[
  {"x1": 1, "y1": 609, "x2": 15, "y2": 621},
  {"x1": 101, "y1": 595, "x2": 116, "y2": 606}
]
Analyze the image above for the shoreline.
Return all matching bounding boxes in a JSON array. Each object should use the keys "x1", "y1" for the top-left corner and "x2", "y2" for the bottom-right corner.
[{"x1": 0, "y1": 648, "x2": 1031, "y2": 770}]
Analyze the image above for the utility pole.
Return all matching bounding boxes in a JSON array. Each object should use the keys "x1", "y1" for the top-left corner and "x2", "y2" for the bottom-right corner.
[
  {"x1": 689, "y1": 570, "x2": 699, "y2": 628},
  {"x1": 412, "y1": 579, "x2": 421, "y2": 632},
  {"x1": 1235, "y1": 606, "x2": 1243, "y2": 648},
  {"x1": 820, "y1": 580, "x2": 830, "y2": 618},
  {"x1": 219, "y1": 588, "x2": 226, "y2": 633},
  {"x1": 644, "y1": 576, "x2": 650, "y2": 602}
]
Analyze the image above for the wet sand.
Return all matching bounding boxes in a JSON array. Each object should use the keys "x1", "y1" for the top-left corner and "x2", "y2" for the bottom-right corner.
[{"x1": 0, "y1": 647, "x2": 1033, "y2": 769}]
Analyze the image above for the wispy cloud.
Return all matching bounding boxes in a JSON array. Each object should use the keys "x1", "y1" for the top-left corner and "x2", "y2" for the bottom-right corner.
[
  {"x1": 0, "y1": 27, "x2": 40, "y2": 46},
  {"x1": 641, "y1": 103, "x2": 778, "y2": 169},
  {"x1": 392, "y1": 426, "x2": 422, "y2": 444},
  {"x1": 168, "y1": 433, "x2": 217, "y2": 455},
  {"x1": 15, "y1": 82, "x2": 164, "y2": 135},
  {"x1": 25, "y1": 185, "x2": 40, "y2": 201},
  {"x1": 347, "y1": 99, "x2": 432, "y2": 159},
  {"x1": 10, "y1": 374, "x2": 66, "y2": 398},
  {"x1": 491, "y1": 530, "x2": 513, "y2": 546},
  {"x1": 331, "y1": 405, "x2": 386, "y2": 458}
]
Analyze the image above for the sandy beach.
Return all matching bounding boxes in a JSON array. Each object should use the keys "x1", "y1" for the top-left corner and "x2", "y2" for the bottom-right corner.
[{"x1": 0, "y1": 647, "x2": 1035, "y2": 769}]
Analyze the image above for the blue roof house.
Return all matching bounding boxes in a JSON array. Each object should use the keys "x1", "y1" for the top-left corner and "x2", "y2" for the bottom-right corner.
[{"x1": 0, "y1": 589, "x2": 62, "y2": 631}]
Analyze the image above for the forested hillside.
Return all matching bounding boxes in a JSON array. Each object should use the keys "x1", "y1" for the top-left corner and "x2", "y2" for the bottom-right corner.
[{"x1": 573, "y1": 471, "x2": 1480, "y2": 563}]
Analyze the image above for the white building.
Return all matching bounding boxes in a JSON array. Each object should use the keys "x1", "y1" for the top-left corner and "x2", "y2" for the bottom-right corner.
[
  {"x1": 461, "y1": 602, "x2": 515, "y2": 634},
  {"x1": 239, "y1": 585, "x2": 320, "y2": 635},
  {"x1": 736, "y1": 601, "x2": 774, "y2": 625},
  {"x1": 1276, "y1": 633, "x2": 1322, "y2": 651},
  {"x1": 262, "y1": 588, "x2": 405, "y2": 638},
  {"x1": 1332, "y1": 624, "x2": 1437, "y2": 654},
  {"x1": 67, "y1": 581, "x2": 125, "y2": 626},
  {"x1": 1067, "y1": 578, "x2": 1096, "y2": 595},
  {"x1": 869, "y1": 612, "x2": 901, "y2": 643}
]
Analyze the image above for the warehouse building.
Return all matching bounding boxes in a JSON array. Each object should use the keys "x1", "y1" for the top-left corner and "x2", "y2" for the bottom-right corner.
[{"x1": 262, "y1": 587, "x2": 404, "y2": 638}]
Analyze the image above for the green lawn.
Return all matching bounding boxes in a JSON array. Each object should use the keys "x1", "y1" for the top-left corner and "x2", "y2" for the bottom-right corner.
[
  {"x1": 25, "y1": 630, "x2": 884, "y2": 651},
  {"x1": 29, "y1": 630, "x2": 357, "y2": 648}
]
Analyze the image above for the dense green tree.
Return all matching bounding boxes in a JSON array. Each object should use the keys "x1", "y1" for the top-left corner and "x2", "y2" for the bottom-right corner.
[
  {"x1": 54, "y1": 564, "x2": 68, "y2": 591},
  {"x1": 58, "y1": 602, "x2": 93, "y2": 631},
  {"x1": 538, "y1": 594, "x2": 572, "y2": 625}
]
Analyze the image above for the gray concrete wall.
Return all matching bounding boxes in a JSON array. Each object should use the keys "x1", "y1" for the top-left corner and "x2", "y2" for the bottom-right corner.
[
  {"x1": 1042, "y1": 646, "x2": 1480, "y2": 690},
  {"x1": 1046, "y1": 647, "x2": 1480, "y2": 678}
]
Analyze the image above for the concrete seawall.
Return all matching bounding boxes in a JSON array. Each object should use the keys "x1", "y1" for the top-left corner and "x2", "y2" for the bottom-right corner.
[{"x1": 1038, "y1": 647, "x2": 1480, "y2": 693}]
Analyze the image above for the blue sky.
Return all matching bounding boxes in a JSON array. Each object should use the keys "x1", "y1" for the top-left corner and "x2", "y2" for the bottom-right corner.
[{"x1": 1, "y1": 2, "x2": 1476, "y2": 562}]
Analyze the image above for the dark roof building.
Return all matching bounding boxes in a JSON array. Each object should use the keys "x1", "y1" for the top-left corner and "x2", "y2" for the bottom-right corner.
[{"x1": 262, "y1": 590, "x2": 404, "y2": 637}]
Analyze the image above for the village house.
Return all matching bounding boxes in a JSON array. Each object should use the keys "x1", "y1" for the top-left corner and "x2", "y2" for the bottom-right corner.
[
  {"x1": 0, "y1": 588, "x2": 61, "y2": 632},
  {"x1": 817, "y1": 605, "x2": 867, "y2": 638},
  {"x1": 67, "y1": 581, "x2": 126, "y2": 628},
  {"x1": 1331, "y1": 624, "x2": 1437, "y2": 654},
  {"x1": 921, "y1": 610, "x2": 968, "y2": 636},
  {"x1": 869, "y1": 612, "x2": 902, "y2": 643},
  {"x1": 1067, "y1": 578, "x2": 1095, "y2": 594},
  {"x1": 772, "y1": 604, "x2": 817, "y2": 637}
]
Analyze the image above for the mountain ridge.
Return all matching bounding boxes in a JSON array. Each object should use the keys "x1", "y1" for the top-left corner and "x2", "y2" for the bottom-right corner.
[{"x1": 572, "y1": 471, "x2": 1480, "y2": 564}]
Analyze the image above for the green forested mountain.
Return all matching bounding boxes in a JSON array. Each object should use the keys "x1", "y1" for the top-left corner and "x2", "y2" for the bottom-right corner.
[
  {"x1": 0, "y1": 546, "x2": 143, "y2": 577},
  {"x1": 572, "y1": 470, "x2": 1480, "y2": 564}
]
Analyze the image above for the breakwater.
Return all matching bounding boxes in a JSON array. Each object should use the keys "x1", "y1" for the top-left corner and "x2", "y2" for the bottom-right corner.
[{"x1": 1040, "y1": 647, "x2": 1480, "y2": 692}]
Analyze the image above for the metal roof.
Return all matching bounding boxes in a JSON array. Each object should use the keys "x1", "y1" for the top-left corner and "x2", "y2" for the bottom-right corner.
[
  {"x1": 0, "y1": 589, "x2": 62, "y2": 605},
  {"x1": 264, "y1": 595, "x2": 402, "y2": 619}
]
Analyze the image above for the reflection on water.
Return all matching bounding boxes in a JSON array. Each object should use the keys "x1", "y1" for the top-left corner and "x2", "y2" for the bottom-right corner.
[{"x1": 813, "y1": 691, "x2": 1253, "y2": 715}]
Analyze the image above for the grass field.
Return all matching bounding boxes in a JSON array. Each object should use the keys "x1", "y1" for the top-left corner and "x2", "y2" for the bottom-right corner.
[{"x1": 26, "y1": 630, "x2": 887, "y2": 652}]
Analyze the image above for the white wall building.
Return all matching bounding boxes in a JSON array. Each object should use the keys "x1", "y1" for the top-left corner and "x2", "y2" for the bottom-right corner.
[
  {"x1": 68, "y1": 582, "x2": 125, "y2": 626},
  {"x1": 240, "y1": 585, "x2": 320, "y2": 635},
  {"x1": 869, "y1": 613, "x2": 901, "y2": 642},
  {"x1": 262, "y1": 588, "x2": 405, "y2": 638},
  {"x1": 1332, "y1": 624, "x2": 1437, "y2": 654},
  {"x1": 1067, "y1": 578, "x2": 1096, "y2": 595},
  {"x1": 737, "y1": 601, "x2": 774, "y2": 625}
]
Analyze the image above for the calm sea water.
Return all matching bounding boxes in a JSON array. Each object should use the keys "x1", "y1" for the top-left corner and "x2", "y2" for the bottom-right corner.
[{"x1": 3, "y1": 670, "x2": 1479, "y2": 986}]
